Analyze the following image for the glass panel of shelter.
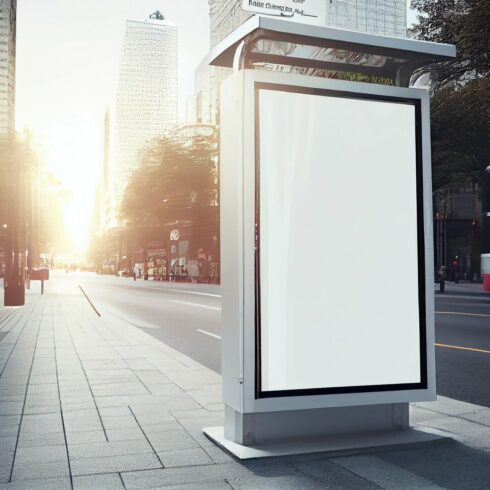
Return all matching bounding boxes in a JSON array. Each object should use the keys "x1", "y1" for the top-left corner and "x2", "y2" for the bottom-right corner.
[{"x1": 246, "y1": 38, "x2": 409, "y2": 85}]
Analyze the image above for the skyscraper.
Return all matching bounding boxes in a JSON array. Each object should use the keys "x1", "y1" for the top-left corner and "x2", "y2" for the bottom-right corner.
[
  {"x1": 325, "y1": 0, "x2": 406, "y2": 37},
  {"x1": 190, "y1": 1, "x2": 407, "y2": 125},
  {"x1": 0, "y1": 0, "x2": 16, "y2": 280},
  {"x1": 94, "y1": 109, "x2": 114, "y2": 235},
  {"x1": 0, "y1": 0, "x2": 16, "y2": 139},
  {"x1": 209, "y1": 0, "x2": 407, "y2": 48},
  {"x1": 114, "y1": 13, "x2": 178, "y2": 209},
  {"x1": 102, "y1": 109, "x2": 114, "y2": 230}
]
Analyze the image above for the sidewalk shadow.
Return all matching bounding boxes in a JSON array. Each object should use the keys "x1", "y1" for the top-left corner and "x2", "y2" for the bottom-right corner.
[{"x1": 226, "y1": 439, "x2": 490, "y2": 489}]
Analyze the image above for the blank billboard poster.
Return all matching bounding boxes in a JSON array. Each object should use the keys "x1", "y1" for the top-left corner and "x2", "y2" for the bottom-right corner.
[{"x1": 257, "y1": 85, "x2": 426, "y2": 396}]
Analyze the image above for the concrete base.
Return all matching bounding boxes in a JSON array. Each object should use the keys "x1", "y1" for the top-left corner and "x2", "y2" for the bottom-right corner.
[
  {"x1": 223, "y1": 403, "x2": 410, "y2": 446},
  {"x1": 203, "y1": 426, "x2": 447, "y2": 460}
]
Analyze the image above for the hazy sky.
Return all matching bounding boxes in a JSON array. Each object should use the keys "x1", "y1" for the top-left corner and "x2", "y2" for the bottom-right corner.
[
  {"x1": 15, "y1": 1, "x2": 417, "y2": 254},
  {"x1": 15, "y1": 0, "x2": 210, "y2": 253}
]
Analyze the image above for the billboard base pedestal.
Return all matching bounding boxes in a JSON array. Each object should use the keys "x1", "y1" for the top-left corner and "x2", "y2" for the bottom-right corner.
[
  {"x1": 203, "y1": 404, "x2": 447, "y2": 459},
  {"x1": 203, "y1": 425, "x2": 447, "y2": 460}
]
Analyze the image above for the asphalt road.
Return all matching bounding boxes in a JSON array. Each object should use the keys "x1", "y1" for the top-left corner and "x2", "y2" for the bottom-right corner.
[
  {"x1": 78, "y1": 273, "x2": 222, "y2": 372},
  {"x1": 78, "y1": 273, "x2": 490, "y2": 407},
  {"x1": 435, "y1": 283, "x2": 490, "y2": 407}
]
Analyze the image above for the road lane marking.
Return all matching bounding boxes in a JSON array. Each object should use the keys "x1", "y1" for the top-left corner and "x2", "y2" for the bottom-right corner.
[
  {"x1": 197, "y1": 329, "x2": 222, "y2": 340},
  {"x1": 436, "y1": 302, "x2": 490, "y2": 308},
  {"x1": 435, "y1": 311, "x2": 490, "y2": 318},
  {"x1": 435, "y1": 343, "x2": 490, "y2": 355},
  {"x1": 168, "y1": 299, "x2": 221, "y2": 311},
  {"x1": 78, "y1": 285, "x2": 101, "y2": 317},
  {"x1": 146, "y1": 287, "x2": 221, "y2": 298}
]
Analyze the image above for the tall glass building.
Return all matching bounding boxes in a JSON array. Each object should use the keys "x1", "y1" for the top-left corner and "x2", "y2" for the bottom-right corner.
[
  {"x1": 209, "y1": 0, "x2": 407, "y2": 48},
  {"x1": 325, "y1": 0, "x2": 406, "y2": 37},
  {"x1": 114, "y1": 16, "x2": 178, "y2": 208},
  {"x1": 194, "y1": 1, "x2": 407, "y2": 125},
  {"x1": 0, "y1": 0, "x2": 16, "y2": 139}
]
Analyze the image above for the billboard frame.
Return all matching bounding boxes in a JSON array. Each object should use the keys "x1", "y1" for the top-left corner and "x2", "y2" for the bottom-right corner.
[
  {"x1": 254, "y1": 82, "x2": 428, "y2": 399},
  {"x1": 220, "y1": 69, "x2": 436, "y2": 415}
]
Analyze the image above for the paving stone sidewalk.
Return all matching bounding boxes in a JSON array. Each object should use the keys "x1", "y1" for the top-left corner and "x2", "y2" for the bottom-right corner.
[{"x1": 0, "y1": 277, "x2": 489, "y2": 489}]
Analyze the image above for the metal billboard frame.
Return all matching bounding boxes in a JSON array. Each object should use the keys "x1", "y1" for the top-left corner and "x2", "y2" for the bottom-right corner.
[
  {"x1": 220, "y1": 69, "x2": 436, "y2": 415},
  {"x1": 253, "y1": 82, "x2": 428, "y2": 400}
]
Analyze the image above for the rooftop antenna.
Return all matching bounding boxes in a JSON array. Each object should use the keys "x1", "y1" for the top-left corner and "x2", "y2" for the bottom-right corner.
[{"x1": 149, "y1": 10, "x2": 165, "y2": 21}]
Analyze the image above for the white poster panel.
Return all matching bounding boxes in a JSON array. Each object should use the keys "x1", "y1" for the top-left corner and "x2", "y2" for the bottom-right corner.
[
  {"x1": 242, "y1": 0, "x2": 326, "y2": 26},
  {"x1": 258, "y1": 88, "x2": 423, "y2": 394}
]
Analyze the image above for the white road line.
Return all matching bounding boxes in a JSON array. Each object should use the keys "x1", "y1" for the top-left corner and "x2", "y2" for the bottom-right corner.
[
  {"x1": 145, "y1": 287, "x2": 221, "y2": 298},
  {"x1": 197, "y1": 329, "x2": 222, "y2": 340},
  {"x1": 436, "y1": 301, "x2": 490, "y2": 308},
  {"x1": 436, "y1": 311, "x2": 490, "y2": 318},
  {"x1": 168, "y1": 299, "x2": 221, "y2": 311}
]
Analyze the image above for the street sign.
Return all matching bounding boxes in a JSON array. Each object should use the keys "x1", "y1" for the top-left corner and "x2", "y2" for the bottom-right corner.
[
  {"x1": 170, "y1": 230, "x2": 180, "y2": 241},
  {"x1": 241, "y1": 0, "x2": 326, "y2": 26},
  {"x1": 30, "y1": 268, "x2": 49, "y2": 281}
]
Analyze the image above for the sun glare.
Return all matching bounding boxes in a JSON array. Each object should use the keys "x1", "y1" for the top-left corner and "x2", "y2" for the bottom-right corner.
[{"x1": 44, "y1": 113, "x2": 102, "y2": 253}]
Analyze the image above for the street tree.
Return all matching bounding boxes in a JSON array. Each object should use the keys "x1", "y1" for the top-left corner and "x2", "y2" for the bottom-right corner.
[
  {"x1": 121, "y1": 130, "x2": 218, "y2": 226},
  {"x1": 410, "y1": 0, "x2": 490, "y2": 192},
  {"x1": 410, "y1": 0, "x2": 489, "y2": 86},
  {"x1": 119, "y1": 128, "x2": 219, "y2": 262}
]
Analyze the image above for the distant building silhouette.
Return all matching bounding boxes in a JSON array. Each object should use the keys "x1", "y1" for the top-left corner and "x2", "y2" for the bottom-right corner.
[
  {"x1": 0, "y1": 0, "x2": 16, "y2": 138},
  {"x1": 114, "y1": 16, "x2": 178, "y2": 211}
]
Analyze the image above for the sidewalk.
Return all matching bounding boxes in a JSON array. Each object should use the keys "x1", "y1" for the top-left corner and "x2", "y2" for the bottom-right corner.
[
  {"x1": 434, "y1": 280, "x2": 488, "y2": 297},
  {"x1": 0, "y1": 278, "x2": 489, "y2": 489}
]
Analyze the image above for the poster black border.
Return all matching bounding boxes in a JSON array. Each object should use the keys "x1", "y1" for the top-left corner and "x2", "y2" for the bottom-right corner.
[{"x1": 254, "y1": 82, "x2": 428, "y2": 399}]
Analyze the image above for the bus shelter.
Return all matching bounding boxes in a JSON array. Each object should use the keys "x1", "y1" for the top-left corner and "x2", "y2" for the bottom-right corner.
[{"x1": 205, "y1": 16, "x2": 456, "y2": 458}]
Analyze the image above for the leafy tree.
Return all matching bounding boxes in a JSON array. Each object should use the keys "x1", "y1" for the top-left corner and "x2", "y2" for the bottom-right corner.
[
  {"x1": 431, "y1": 79, "x2": 490, "y2": 192},
  {"x1": 410, "y1": 0, "x2": 490, "y2": 192},
  {"x1": 410, "y1": 0, "x2": 490, "y2": 87},
  {"x1": 120, "y1": 130, "x2": 218, "y2": 226},
  {"x1": 119, "y1": 128, "x2": 219, "y2": 261},
  {"x1": 0, "y1": 136, "x2": 49, "y2": 271}
]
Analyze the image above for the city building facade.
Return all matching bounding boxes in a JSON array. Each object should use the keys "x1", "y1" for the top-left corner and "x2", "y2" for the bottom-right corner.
[
  {"x1": 325, "y1": 0, "x2": 406, "y2": 37},
  {"x1": 91, "y1": 124, "x2": 220, "y2": 282},
  {"x1": 188, "y1": 0, "x2": 408, "y2": 124},
  {"x1": 0, "y1": 0, "x2": 16, "y2": 139},
  {"x1": 114, "y1": 15, "x2": 178, "y2": 210},
  {"x1": 209, "y1": 0, "x2": 406, "y2": 46},
  {"x1": 0, "y1": 0, "x2": 16, "y2": 280},
  {"x1": 95, "y1": 109, "x2": 116, "y2": 234}
]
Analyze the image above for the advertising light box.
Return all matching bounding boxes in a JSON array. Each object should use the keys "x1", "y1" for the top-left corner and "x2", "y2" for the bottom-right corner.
[
  {"x1": 255, "y1": 84, "x2": 427, "y2": 398},
  {"x1": 212, "y1": 18, "x2": 452, "y2": 453}
]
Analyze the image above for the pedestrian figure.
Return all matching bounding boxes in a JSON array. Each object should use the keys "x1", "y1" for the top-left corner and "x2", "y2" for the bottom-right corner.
[
  {"x1": 438, "y1": 265, "x2": 446, "y2": 293},
  {"x1": 133, "y1": 264, "x2": 139, "y2": 281}
]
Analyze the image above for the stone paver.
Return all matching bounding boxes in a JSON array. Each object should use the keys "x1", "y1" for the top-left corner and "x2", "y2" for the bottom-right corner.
[
  {"x1": 0, "y1": 277, "x2": 489, "y2": 489},
  {"x1": 73, "y1": 473, "x2": 124, "y2": 489}
]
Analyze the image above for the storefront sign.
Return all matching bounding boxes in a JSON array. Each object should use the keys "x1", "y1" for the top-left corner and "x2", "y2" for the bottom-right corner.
[
  {"x1": 170, "y1": 230, "x2": 180, "y2": 241},
  {"x1": 241, "y1": 0, "x2": 326, "y2": 26}
]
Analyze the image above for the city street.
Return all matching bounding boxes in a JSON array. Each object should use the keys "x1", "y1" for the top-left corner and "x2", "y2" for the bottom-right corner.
[
  {"x1": 1, "y1": 275, "x2": 490, "y2": 489},
  {"x1": 79, "y1": 273, "x2": 222, "y2": 373},
  {"x1": 435, "y1": 283, "x2": 490, "y2": 407},
  {"x1": 0, "y1": 0, "x2": 487, "y2": 487},
  {"x1": 78, "y1": 273, "x2": 490, "y2": 407}
]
